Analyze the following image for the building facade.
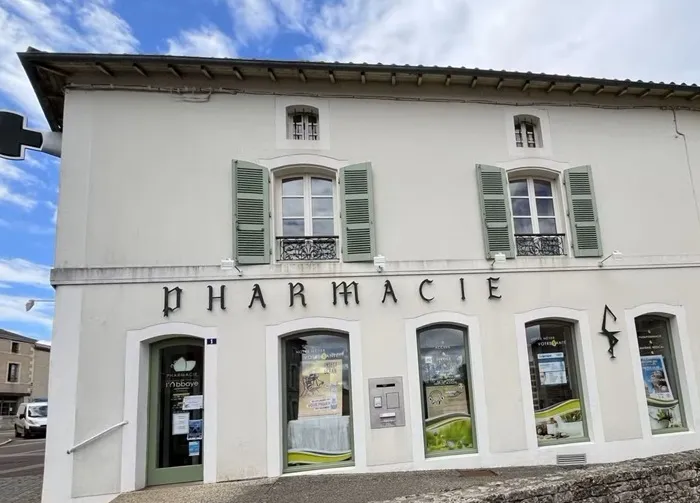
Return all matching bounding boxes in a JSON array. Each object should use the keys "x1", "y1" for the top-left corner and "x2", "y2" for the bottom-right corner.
[
  {"x1": 16, "y1": 51, "x2": 700, "y2": 503},
  {"x1": 0, "y1": 329, "x2": 50, "y2": 417}
]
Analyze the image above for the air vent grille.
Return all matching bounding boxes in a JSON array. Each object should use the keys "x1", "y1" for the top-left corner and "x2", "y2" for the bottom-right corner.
[{"x1": 556, "y1": 453, "x2": 587, "y2": 466}]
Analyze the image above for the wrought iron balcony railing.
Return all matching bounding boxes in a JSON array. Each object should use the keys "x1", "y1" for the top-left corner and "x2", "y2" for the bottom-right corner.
[
  {"x1": 277, "y1": 236, "x2": 339, "y2": 261},
  {"x1": 514, "y1": 234, "x2": 566, "y2": 256}
]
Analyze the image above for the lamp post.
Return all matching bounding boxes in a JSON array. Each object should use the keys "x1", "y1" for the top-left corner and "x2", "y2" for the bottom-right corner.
[{"x1": 25, "y1": 299, "x2": 54, "y2": 312}]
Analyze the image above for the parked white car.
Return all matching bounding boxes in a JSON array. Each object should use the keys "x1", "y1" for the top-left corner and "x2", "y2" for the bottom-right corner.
[{"x1": 14, "y1": 402, "x2": 48, "y2": 438}]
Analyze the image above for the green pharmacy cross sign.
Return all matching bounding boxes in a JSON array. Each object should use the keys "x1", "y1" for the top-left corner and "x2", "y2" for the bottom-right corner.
[{"x1": 0, "y1": 110, "x2": 61, "y2": 160}]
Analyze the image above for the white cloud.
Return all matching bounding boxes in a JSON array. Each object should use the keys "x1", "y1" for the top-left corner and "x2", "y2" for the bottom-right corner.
[
  {"x1": 0, "y1": 182, "x2": 36, "y2": 210},
  {"x1": 0, "y1": 293, "x2": 53, "y2": 328},
  {"x1": 0, "y1": 257, "x2": 50, "y2": 287},
  {"x1": 167, "y1": 25, "x2": 237, "y2": 58},
  {"x1": 0, "y1": 0, "x2": 138, "y2": 124},
  {"x1": 37, "y1": 339, "x2": 51, "y2": 345},
  {"x1": 0, "y1": 159, "x2": 40, "y2": 185},
  {"x1": 307, "y1": 0, "x2": 700, "y2": 85},
  {"x1": 224, "y1": 0, "x2": 308, "y2": 43}
]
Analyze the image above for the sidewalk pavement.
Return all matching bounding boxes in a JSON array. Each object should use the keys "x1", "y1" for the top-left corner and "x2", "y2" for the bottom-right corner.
[{"x1": 113, "y1": 466, "x2": 572, "y2": 503}]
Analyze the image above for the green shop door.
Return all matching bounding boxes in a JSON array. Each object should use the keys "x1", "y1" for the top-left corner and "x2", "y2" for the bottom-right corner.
[{"x1": 147, "y1": 338, "x2": 204, "y2": 486}]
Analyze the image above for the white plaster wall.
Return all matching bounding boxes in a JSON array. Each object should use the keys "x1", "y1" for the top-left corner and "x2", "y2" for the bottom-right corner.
[
  {"x1": 55, "y1": 88, "x2": 700, "y2": 268},
  {"x1": 60, "y1": 266, "x2": 700, "y2": 497}
]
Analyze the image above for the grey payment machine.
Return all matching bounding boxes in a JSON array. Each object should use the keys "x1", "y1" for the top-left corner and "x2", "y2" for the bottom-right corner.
[{"x1": 368, "y1": 376, "x2": 406, "y2": 429}]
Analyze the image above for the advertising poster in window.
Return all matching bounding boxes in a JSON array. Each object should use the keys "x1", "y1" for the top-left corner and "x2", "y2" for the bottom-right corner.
[
  {"x1": 537, "y1": 352, "x2": 568, "y2": 386},
  {"x1": 640, "y1": 355, "x2": 683, "y2": 431},
  {"x1": 420, "y1": 344, "x2": 473, "y2": 454},
  {"x1": 298, "y1": 358, "x2": 343, "y2": 418},
  {"x1": 286, "y1": 339, "x2": 352, "y2": 468}
]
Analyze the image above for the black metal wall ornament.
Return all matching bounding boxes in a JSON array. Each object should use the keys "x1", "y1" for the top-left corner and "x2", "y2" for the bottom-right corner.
[
  {"x1": 419, "y1": 279, "x2": 434, "y2": 302},
  {"x1": 600, "y1": 304, "x2": 620, "y2": 359},
  {"x1": 289, "y1": 282, "x2": 307, "y2": 307},
  {"x1": 382, "y1": 280, "x2": 398, "y2": 304},
  {"x1": 332, "y1": 281, "x2": 359, "y2": 305},
  {"x1": 163, "y1": 286, "x2": 182, "y2": 317},
  {"x1": 487, "y1": 277, "x2": 501, "y2": 299},
  {"x1": 207, "y1": 285, "x2": 226, "y2": 311},
  {"x1": 248, "y1": 284, "x2": 267, "y2": 308}
]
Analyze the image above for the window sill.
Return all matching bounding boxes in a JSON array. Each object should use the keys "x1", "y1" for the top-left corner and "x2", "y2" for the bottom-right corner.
[
  {"x1": 538, "y1": 436, "x2": 591, "y2": 448},
  {"x1": 283, "y1": 460, "x2": 354, "y2": 475},
  {"x1": 425, "y1": 448, "x2": 478, "y2": 460},
  {"x1": 651, "y1": 427, "x2": 690, "y2": 436}
]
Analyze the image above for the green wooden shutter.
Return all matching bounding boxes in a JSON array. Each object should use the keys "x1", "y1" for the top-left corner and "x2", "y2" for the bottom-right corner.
[
  {"x1": 232, "y1": 160, "x2": 270, "y2": 265},
  {"x1": 476, "y1": 164, "x2": 515, "y2": 259},
  {"x1": 564, "y1": 165, "x2": 602, "y2": 257},
  {"x1": 340, "y1": 163, "x2": 375, "y2": 262}
]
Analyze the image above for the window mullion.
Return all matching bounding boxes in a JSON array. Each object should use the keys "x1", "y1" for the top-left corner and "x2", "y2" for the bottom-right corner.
[
  {"x1": 527, "y1": 178, "x2": 539, "y2": 234},
  {"x1": 304, "y1": 176, "x2": 312, "y2": 236}
]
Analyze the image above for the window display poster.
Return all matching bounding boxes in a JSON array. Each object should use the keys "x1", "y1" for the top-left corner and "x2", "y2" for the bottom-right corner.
[
  {"x1": 640, "y1": 355, "x2": 674, "y2": 400},
  {"x1": 298, "y1": 359, "x2": 343, "y2": 418},
  {"x1": 188, "y1": 441, "x2": 200, "y2": 457},
  {"x1": 187, "y1": 419, "x2": 203, "y2": 440},
  {"x1": 172, "y1": 412, "x2": 189, "y2": 435},
  {"x1": 538, "y1": 352, "x2": 568, "y2": 386},
  {"x1": 182, "y1": 395, "x2": 203, "y2": 411},
  {"x1": 426, "y1": 384, "x2": 468, "y2": 418}
]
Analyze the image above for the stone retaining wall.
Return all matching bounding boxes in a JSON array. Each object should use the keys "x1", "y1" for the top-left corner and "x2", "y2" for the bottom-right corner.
[{"x1": 388, "y1": 450, "x2": 700, "y2": 503}]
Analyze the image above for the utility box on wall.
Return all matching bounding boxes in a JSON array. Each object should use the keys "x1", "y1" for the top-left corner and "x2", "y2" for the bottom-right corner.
[{"x1": 368, "y1": 376, "x2": 406, "y2": 429}]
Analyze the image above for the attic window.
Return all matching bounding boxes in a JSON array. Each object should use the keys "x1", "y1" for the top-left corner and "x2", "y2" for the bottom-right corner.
[
  {"x1": 286, "y1": 105, "x2": 319, "y2": 141},
  {"x1": 514, "y1": 115, "x2": 542, "y2": 148}
]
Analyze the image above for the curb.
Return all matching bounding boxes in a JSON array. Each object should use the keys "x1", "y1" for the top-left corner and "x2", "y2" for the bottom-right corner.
[{"x1": 0, "y1": 438, "x2": 13, "y2": 447}]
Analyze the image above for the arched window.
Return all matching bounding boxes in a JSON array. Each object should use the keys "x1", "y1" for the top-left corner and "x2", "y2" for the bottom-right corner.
[
  {"x1": 509, "y1": 173, "x2": 565, "y2": 256},
  {"x1": 286, "y1": 105, "x2": 319, "y2": 141},
  {"x1": 416, "y1": 325, "x2": 476, "y2": 456},
  {"x1": 282, "y1": 332, "x2": 352, "y2": 471},
  {"x1": 634, "y1": 315, "x2": 686, "y2": 433},
  {"x1": 525, "y1": 320, "x2": 587, "y2": 445},
  {"x1": 514, "y1": 115, "x2": 542, "y2": 148},
  {"x1": 276, "y1": 170, "x2": 337, "y2": 261}
]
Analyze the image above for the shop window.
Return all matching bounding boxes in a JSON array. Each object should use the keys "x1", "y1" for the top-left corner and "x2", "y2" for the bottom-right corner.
[
  {"x1": 635, "y1": 315, "x2": 686, "y2": 433},
  {"x1": 277, "y1": 174, "x2": 338, "y2": 261},
  {"x1": 282, "y1": 332, "x2": 352, "y2": 471},
  {"x1": 417, "y1": 325, "x2": 476, "y2": 456},
  {"x1": 0, "y1": 399, "x2": 17, "y2": 416},
  {"x1": 509, "y1": 176, "x2": 565, "y2": 256},
  {"x1": 525, "y1": 320, "x2": 587, "y2": 445},
  {"x1": 286, "y1": 106, "x2": 319, "y2": 141}
]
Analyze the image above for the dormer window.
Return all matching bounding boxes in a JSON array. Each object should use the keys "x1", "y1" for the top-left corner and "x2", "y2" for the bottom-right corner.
[
  {"x1": 287, "y1": 106, "x2": 319, "y2": 141},
  {"x1": 514, "y1": 115, "x2": 541, "y2": 148}
]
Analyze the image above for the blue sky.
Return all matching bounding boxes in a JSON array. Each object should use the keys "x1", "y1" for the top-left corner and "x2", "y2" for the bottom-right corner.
[{"x1": 1, "y1": 0, "x2": 699, "y2": 342}]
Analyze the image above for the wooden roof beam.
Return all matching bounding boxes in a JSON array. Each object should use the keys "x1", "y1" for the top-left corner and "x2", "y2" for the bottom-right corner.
[
  {"x1": 546, "y1": 82, "x2": 556, "y2": 93},
  {"x1": 638, "y1": 89, "x2": 651, "y2": 99},
  {"x1": 329, "y1": 70, "x2": 336, "y2": 84},
  {"x1": 521, "y1": 81, "x2": 530, "y2": 92},
  {"x1": 232, "y1": 67, "x2": 244, "y2": 80},
  {"x1": 360, "y1": 71, "x2": 366, "y2": 84},
  {"x1": 268, "y1": 68, "x2": 277, "y2": 82},
  {"x1": 200, "y1": 65, "x2": 214, "y2": 80},
  {"x1": 168, "y1": 64, "x2": 182, "y2": 79},
  {"x1": 616, "y1": 87, "x2": 628, "y2": 97},
  {"x1": 594, "y1": 85, "x2": 605, "y2": 95},
  {"x1": 570, "y1": 83, "x2": 581, "y2": 95},
  {"x1": 298, "y1": 69, "x2": 307, "y2": 83},
  {"x1": 133, "y1": 63, "x2": 148, "y2": 77},
  {"x1": 470, "y1": 76, "x2": 477, "y2": 88},
  {"x1": 95, "y1": 62, "x2": 113, "y2": 77},
  {"x1": 444, "y1": 74, "x2": 451, "y2": 86},
  {"x1": 496, "y1": 78, "x2": 504, "y2": 90}
]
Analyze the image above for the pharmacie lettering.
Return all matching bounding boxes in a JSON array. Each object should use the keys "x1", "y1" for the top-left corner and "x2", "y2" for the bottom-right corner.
[{"x1": 160, "y1": 277, "x2": 503, "y2": 316}]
